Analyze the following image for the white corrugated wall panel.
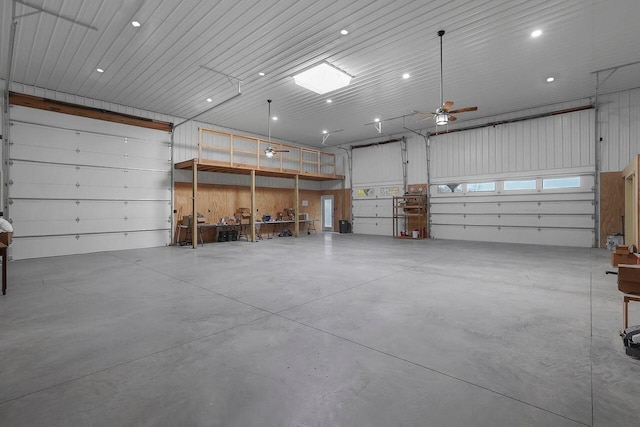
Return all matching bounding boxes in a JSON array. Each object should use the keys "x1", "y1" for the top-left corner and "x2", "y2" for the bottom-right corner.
[
  {"x1": 431, "y1": 109, "x2": 594, "y2": 181},
  {"x1": 352, "y1": 141, "x2": 403, "y2": 186},
  {"x1": 599, "y1": 88, "x2": 640, "y2": 172},
  {"x1": 407, "y1": 134, "x2": 427, "y2": 184}
]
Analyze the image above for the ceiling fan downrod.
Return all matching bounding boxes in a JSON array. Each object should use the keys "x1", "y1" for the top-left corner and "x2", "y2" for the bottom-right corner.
[{"x1": 438, "y1": 30, "x2": 445, "y2": 110}]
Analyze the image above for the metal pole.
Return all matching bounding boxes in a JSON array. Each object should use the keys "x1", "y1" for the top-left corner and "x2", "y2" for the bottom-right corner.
[
  {"x1": 3, "y1": 1, "x2": 17, "y2": 220},
  {"x1": 425, "y1": 132, "x2": 432, "y2": 239}
]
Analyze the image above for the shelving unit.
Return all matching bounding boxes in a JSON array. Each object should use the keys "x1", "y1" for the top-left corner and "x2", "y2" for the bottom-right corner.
[{"x1": 392, "y1": 194, "x2": 427, "y2": 239}]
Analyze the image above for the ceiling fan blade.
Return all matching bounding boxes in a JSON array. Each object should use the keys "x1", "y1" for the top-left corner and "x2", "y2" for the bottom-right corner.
[
  {"x1": 442, "y1": 101, "x2": 454, "y2": 111},
  {"x1": 448, "y1": 106, "x2": 478, "y2": 114},
  {"x1": 449, "y1": 115, "x2": 458, "y2": 122},
  {"x1": 417, "y1": 115, "x2": 434, "y2": 122},
  {"x1": 412, "y1": 110, "x2": 436, "y2": 115}
]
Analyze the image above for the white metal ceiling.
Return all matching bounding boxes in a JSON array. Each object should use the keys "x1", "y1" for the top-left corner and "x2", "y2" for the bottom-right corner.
[{"x1": 2, "y1": 0, "x2": 639, "y2": 147}]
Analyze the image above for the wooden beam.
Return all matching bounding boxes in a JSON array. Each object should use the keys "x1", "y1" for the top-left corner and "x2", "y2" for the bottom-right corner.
[
  {"x1": 9, "y1": 92, "x2": 173, "y2": 132},
  {"x1": 251, "y1": 170, "x2": 256, "y2": 242},
  {"x1": 192, "y1": 158, "x2": 198, "y2": 249},
  {"x1": 294, "y1": 175, "x2": 299, "y2": 237}
]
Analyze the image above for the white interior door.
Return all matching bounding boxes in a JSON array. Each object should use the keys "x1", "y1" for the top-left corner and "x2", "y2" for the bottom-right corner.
[{"x1": 321, "y1": 195, "x2": 334, "y2": 231}]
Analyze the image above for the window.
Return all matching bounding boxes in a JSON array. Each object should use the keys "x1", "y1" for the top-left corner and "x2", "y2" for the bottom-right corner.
[
  {"x1": 437, "y1": 184, "x2": 462, "y2": 193},
  {"x1": 504, "y1": 179, "x2": 536, "y2": 191},
  {"x1": 356, "y1": 188, "x2": 375, "y2": 197},
  {"x1": 379, "y1": 186, "x2": 399, "y2": 197},
  {"x1": 542, "y1": 177, "x2": 580, "y2": 189},
  {"x1": 467, "y1": 182, "x2": 495, "y2": 192}
]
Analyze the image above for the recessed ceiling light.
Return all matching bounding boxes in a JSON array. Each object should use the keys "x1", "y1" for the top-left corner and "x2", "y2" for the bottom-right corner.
[
  {"x1": 402, "y1": 73, "x2": 410, "y2": 79},
  {"x1": 96, "y1": 68, "x2": 104, "y2": 73},
  {"x1": 531, "y1": 29, "x2": 542, "y2": 38},
  {"x1": 258, "y1": 72, "x2": 265, "y2": 76},
  {"x1": 206, "y1": 98, "x2": 213, "y2": 102},
  {"x1": 131, "y1": 21, "x2": 141, "y2": 27},
  {"x1": 272, "y1": 116, "x2": 278, "y2": 121},
  {"x1": 326, "y1": 99, "x2": 332, "y2": 103},
  {"x1": 293, "y1": 62, "x2": 352, "y2": 95},
  {"x1": 546, "y1": 76, "x2": 555, "y2": 83},
  {"x1": 374, "y1": 118, "x2": 380, "y2": 122},
  {"x1": 341, "y1": 29, "x2": 348, "y2": 35}
]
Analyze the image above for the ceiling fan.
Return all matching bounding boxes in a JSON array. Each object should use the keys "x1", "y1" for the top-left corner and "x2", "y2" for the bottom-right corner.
[
  {"x1": 413, "y1": 30, "x2": 477, "y2": 126},
  {"x1": 264, "y1": 99, "x2": 289, "y2": 158}
]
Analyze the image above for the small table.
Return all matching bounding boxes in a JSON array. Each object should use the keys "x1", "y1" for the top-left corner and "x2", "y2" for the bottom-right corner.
[{"x1": 0, "y1": 243, "x2": 7, "y2": 295}]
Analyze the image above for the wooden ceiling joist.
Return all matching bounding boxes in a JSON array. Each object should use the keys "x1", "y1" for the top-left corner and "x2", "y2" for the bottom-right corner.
[{"x1": 9, "y1": 92, "x2": 173, "y2": 132}]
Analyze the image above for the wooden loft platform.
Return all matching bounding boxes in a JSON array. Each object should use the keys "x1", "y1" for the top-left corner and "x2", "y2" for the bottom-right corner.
[
  {"x1": 177, "y1": 127, "x2": 344, "y2": 249},
  {"x1": 175, "y1": 158, "x2": 344, "y2": 181},
  {"x1": 174, "y1": 127, "x2": 344, "y2": 181}
]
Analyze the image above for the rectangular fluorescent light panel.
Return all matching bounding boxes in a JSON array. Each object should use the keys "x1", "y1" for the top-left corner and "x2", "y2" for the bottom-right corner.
[{"x1": 293, "y1": 62, "x2": 352, "y2": 94}]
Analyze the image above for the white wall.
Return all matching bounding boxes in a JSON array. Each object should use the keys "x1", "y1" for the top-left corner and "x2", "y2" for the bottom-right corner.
[{"x1": 599, "y1": 88, "x2": 640, "y2": 172}]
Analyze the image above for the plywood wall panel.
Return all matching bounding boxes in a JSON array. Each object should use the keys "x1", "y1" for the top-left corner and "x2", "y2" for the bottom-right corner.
[
  {"x1": 173, "y1": 183, "x2": 351, "y2": 242},
  {"x1": 600, "y1": 171, "x2": 625, "y2": 247}
]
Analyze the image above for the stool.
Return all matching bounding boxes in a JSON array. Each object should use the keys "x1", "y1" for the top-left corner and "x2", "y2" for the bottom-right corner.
[{"x1": 623, "y1": 294, "x2": 640, "y2": 330}]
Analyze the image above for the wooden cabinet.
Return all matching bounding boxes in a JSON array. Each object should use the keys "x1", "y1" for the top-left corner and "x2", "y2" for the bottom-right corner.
[{"x1": 392, "y1": 195, "x2": 427, "y2": 239}]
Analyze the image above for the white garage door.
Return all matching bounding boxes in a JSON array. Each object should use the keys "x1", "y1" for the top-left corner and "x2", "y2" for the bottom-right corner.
[
  {"x1": 430, "y1": 173, "x2": 596, "y2": 247},
  {"x1": 7, "y1": 106, "x2": 172, "y2": 259}
]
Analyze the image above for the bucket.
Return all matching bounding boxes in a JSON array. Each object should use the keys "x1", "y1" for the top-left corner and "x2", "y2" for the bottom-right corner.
[{"x1": 412, "y1": 230, "x2": 419, "y2": 239}]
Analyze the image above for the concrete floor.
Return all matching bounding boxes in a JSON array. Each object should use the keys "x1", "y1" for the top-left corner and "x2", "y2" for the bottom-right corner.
[{"x1": 1, "y1": 234, "x2": 639, "y2": 426}]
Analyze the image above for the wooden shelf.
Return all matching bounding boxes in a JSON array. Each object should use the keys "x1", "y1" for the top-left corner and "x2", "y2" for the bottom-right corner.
[{"x1": 392, "y1": 194, "x2": 427, "y2": 239}]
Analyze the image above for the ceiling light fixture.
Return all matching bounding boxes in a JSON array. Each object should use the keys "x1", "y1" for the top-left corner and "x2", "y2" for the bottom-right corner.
[
  {"x1": 96, "y1": 68, "x2": 104, "y2": 73},
  {"x1": 531, "y1": 29, "x2": 542, "y2": 38},
  {"x1": 341, "y1": 29, "x2": 348, "y2": 35},
  {"x1": 435, "y1": 110, "x2": 449, "y2": 126},
  {"x1": 546, "y1": 76, "x2": 555, "y2": 83},
  {"x1": 326, "y1": 99, "x2": 332, "y2": 103},
  {"x1": 402, "y1": 73, "x2": 410, "y2": 79},
  {"x1": 272, "y1": 116, "x2": 278, "y2": 121},
  {"x1": 373, "y1": 118, "x2": 382, "y2": 133},
  {"x1": 265, "y1": 147, "x2": 274, "y2": 158},
  {"x1": 293, "y1": 62, "x2": 352, "y2": 95},
  {"x1": 206, "y1": 98, "x2": 213, "y2": 102},
  {"x1": 258, "y1": 72, "x2": 265, "y2": 76},
  {"x1": 131, "y1": 21, "x2": 141, "y2": 27}
]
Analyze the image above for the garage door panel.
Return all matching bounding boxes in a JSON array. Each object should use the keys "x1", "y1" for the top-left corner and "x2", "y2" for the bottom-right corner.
[
  {"x1": 432, "y1": 213, "x2": 594, "y2": 228},
  {"x1": 431, "y1": 224, "x2": 594, "y2": 247},
  {"x1": 352, "y1": 199, "x2": 392, "y2": 217},
  {"x1": 430, "y1": 200, "x2": 594, "y2": 215},
  {"x1": 10, "y1": 164, "x2": 170, "y2": 200},
  {"x1": 10, "y1": 230, "x2": 169, "y2": 260},
  {"x1": 353, "y1": 217, "x2": 392, "y2": 235}
]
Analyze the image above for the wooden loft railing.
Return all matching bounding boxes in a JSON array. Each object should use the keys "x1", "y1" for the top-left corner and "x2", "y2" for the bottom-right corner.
[{"x1": 174, "y1": 127, "x2": 344, "y2": 181}]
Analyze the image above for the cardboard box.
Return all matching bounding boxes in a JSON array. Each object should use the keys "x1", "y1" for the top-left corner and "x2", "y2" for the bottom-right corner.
[
  {"x1": 618, "y1": 264, "x2": 640, "y2": 294},
  {"x1": 611, "y1": 252, "x2": 638, "y2": 267},
  {"x1": 615, "y1": 245, "x2": 631, "y2": 255},
  {"x1": 0, "y1": 232, "x2": 12, "y2": 246}
]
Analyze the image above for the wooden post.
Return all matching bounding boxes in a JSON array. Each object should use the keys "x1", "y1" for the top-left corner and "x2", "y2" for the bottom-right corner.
[
  {"x1": 251, "y1": 169, "x2": 256, "y2": 242},
  {"x1": 294, "y1": 174, "x2": 299, "y2": 237},
  {"x1": 192, "y1": 158, "x2": 198, "y2": 249}
]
